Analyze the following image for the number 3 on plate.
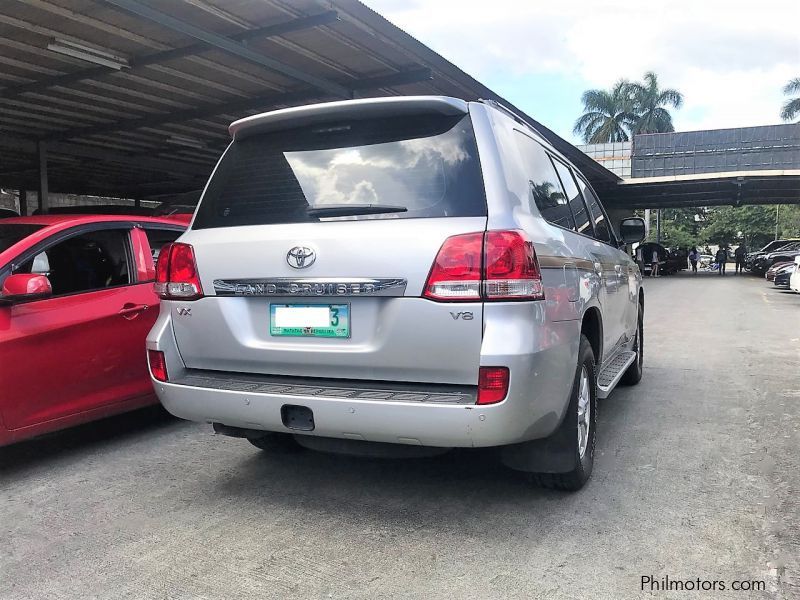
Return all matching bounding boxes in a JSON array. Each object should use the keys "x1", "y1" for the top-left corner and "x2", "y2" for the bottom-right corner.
[{"x1": 330, "y1": 307, "x2": 339, "y2": 327}]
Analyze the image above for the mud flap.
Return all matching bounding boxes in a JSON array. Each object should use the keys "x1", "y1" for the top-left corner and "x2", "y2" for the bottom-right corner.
[{"x1": 499, "y1": 414, "x2": 577, "y2": 473}]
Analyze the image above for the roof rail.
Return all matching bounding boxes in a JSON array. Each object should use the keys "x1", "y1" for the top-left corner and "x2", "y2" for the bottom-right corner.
[{"x1": 478, "y1": 98, "x2": 544, "y2": 137}]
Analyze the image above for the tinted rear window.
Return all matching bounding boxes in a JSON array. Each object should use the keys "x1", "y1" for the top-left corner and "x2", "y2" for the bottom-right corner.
[
  {"x1": 0, "y1": 224, "x2": 44, "y2": 253},
  {"x1": 192, "y1": 113, "x2": 486, "y2": 229}
]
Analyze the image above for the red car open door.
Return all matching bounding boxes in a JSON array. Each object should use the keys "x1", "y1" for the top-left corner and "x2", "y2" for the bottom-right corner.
[{"x1": 0, "y1": 226, "x2": 159, "y2": 431}]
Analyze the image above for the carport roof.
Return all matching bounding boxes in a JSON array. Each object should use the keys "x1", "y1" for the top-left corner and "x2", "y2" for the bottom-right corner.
[
  {"x1": 0, "y1": 0, "x2": 619, "y2": 203},
  {"x1": 601, "y1": 170, "x2": 800, "y2": 209}
]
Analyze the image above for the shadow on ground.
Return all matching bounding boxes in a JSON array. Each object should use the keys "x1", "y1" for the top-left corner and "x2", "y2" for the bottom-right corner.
[{"x1": 0, "y1": 406, "x2": 181, "y2": 476}]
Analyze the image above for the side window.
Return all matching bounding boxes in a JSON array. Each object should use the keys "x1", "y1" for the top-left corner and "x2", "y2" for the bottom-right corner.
[
  {"x1": 16, "y1": 229, "x2": 132, "y2": 296},
  {"x1": 551, "y1": 158, "x2": 593, "y2": 236},
  {"x1": 576, "y1": 177, "x2": 614, "y2": 244},
  {"x1": 514, "y1": 131, "x2": 575, "y2": 230},
  {"x1": 144, "y1": 228, "x2": 182, "y2": 263}
]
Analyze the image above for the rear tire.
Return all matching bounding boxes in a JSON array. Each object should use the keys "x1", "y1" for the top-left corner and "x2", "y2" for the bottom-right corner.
[
  {"x1": 247, "y1": 432, "x2": 304, "y2": 453},
  {"x1": 530, "y1": 335, "x2": 597, "y2": 491},
  {"x1": 620, "y1": 304, "x2": 644, "y2": 386}
]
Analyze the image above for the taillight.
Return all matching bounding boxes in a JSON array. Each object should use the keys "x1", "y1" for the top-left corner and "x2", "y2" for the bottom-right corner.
[
  {"x1": 484, "y1": 230, "x2": 544, "y2": 300},
  {"x1": 423, "y1": 230, "x2": 543, "y2": 302},
  {"x1": 148, "y1": 349, "x2": 168, "y2": 382},
  {"x1": 154, "y1": 243, "x2": 171, "y2": 295},
  {"x1": 477, "y1": 366, "x2": 509, "y2": 404},
  {"x1": 423, "y1": 232, "x2": 483, "y2": 301},
  {"x1": 154, "y1": 242, "x2": 203, "y2": 300}
]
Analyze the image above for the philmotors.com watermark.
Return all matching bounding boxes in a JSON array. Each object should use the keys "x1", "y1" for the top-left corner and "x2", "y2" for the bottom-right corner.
[{"x1": 641, "y1": 575, "x2": 766, "y2": 593}]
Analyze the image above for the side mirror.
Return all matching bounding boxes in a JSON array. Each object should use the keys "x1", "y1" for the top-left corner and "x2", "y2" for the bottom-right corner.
[
  {"x1": 0, "y1": 274, "x2": 53, "y2": 305},
  {"x1": 619, "y1": 217, "x2": 646, "y2": 244}
]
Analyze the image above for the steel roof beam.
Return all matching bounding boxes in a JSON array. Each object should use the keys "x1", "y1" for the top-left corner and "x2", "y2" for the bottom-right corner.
[
  {"x1": 350, "y1": 68, "x2": 431, "y2": 90},
  {"x1": 1, "y1": 11, "x2": 340, "y2": 100},
  {"x1": 100, "y1": 0, "x2": 350, "y2": 98},
  {"x1": 1, "y1": 135, "x2": 212, "y2": 178},
  {"x1": 46, "y1": 69, "x2": 433, "y2": 142}
]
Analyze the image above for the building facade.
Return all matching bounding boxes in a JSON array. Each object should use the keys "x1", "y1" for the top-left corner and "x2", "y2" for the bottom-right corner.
[{"x1": 579, "y1": 123, "x2": 800, "y2": 181}]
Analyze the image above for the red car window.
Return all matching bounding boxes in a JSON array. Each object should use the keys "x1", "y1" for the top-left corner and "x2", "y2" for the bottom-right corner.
[{"x1": 15, "y1": 229, "x2": 132, "y2": 296}]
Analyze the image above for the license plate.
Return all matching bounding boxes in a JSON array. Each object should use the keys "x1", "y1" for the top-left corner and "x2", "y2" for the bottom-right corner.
[{"x1": 269, "y1": 304, "x2": 350, "y2": 338}]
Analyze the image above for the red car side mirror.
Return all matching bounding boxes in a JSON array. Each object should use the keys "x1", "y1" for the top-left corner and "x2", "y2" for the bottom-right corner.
[{"x1": 1, "y1": 273, "x2": 53, "y2": 304}]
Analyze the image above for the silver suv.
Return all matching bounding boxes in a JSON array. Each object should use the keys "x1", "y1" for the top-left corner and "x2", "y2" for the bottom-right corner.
[{"x1": 147, "y1": 96, "x2": 646, "y2": 490}]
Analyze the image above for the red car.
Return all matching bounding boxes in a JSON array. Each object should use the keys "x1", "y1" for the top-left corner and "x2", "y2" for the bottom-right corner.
[
  {"x1": 766, "y1": 261, "x2": 793, "y2": 282},
  {"x1": 0, "y1": 214, "x2": 186, "y2": 446}
]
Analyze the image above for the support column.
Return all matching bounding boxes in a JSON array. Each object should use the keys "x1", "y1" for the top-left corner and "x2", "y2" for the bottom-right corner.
[
  {"x1": 19, "y1": 188, "x2": 27, "y2": 216},
  {"x1": 656, "y1": 208, "x2": 662, "y2": 243},
  {"x1": 37, "y1": 142, "x2": 49, "y2": 214}
]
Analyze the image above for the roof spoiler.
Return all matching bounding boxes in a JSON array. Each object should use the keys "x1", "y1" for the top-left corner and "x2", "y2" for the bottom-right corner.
[{"x1": 228, "y1": 96, "x2": 468, "y2": 140}]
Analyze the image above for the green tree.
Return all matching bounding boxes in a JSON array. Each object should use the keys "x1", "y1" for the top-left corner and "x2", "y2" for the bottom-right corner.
[
  {"x1": 573, "y1": 80, "x2": 637, "y2": 143},
  {"x1": 781, "y1": 77, "x2": 800, "y2": 122},
  {"x1": 775, "y1": 204, "x2": 800, "y2": 239},
  {"x1": 575, "y1": 72, "x2": 683, "y2": 143},
  {"x1": 628, "y1": 71, "x2": 684, "y2": 134},
  {"x1": 646, "y1": 208, "x2": 704, "y2": 248},
  {"x1": 699, "y1": 205, "x2": 799, "y2": 248}
]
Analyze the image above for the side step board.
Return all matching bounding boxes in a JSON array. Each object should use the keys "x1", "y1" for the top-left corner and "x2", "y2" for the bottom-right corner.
[{"x1": 596, "y1": 350, "x2": 637, "y2": 398}]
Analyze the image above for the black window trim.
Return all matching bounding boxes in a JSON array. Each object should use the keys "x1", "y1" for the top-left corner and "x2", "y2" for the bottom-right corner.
[
  {"x1": 2, "y1": 222, "x2": 142, "y2": 301},
  {"x1": 138, "y1": 223, "x2": 185, "y2": 284},
  {"x1": 512, "y1": 127, "x2": 621, "y2": 247},
  {"x1": 514, "y1": 129, "x2": 577, "y2": 231},
  {"x1": 574, "y1": 172, "x2": 619, "y2": 247},
  {"x1": 548, "y1": 153, "x2": 596, "y2": 239}
]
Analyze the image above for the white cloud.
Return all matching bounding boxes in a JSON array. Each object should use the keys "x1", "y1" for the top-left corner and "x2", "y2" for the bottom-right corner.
[{"x1": 364, "y1": 0, "x2": 800, "y2": 130}]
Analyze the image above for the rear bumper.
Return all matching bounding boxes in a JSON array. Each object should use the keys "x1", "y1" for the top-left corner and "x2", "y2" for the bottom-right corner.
[
  {"x1": 147, "y1": 304, "x2": 579, "y2": 448},
  {"x1": 156, "y1": 377, "x2": 529, "y2": 447}
]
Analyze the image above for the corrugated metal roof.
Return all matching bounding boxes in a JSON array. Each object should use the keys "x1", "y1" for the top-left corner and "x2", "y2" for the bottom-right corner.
[{"x1": 0, "y1": 0, "x2": 618, "y2": 204}]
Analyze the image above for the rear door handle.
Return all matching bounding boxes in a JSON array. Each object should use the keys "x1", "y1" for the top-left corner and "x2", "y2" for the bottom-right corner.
[{"x1": 119, "y1": 303, "x2": 149, "y2": 319}]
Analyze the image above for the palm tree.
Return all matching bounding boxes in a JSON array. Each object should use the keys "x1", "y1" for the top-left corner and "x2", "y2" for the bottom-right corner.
[
  {"x1": 573, "y1": 80, "x2": 637, "y2": 144},
  {"x1": 781, "y1": 77, "x2": 800, "y2": 122},
  {"x1": 628, "y1": 71, "x2": 683, "y2": 134}
]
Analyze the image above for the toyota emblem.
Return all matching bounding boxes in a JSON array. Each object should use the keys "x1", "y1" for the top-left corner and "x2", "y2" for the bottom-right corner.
[{"x1": 287, "y1": 246, "x2": 316, "y2": 269}]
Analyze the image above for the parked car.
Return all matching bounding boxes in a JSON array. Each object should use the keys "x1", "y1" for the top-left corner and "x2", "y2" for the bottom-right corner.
[
  {"x1": 636, "y1": 242, "x2": 671, "y2": 275},
  {"x1": 751, "y1": 242, "x2": 800, "y2": 275},
  {"x1": 745, "y1": 239, "x2": 800, "y2": 271},
  {"x1": 772, "y1": 263, "x2": 796, "y2": 288},
  {"x1": 147, "y1": 96, "x2": 647, "y2": 491},
  {"x1": 790, "y1": 257, "x2": 800, "y2": 293},
  {"x1": 766, "y1": 261, "x2": 793, "y2": 282},
  {"x1": 0, "y1": 208, "x2": 20, "y2": 219},
  {"x1": 0, "y1": 215, "x2": 186, "y2": 446},
  {"x1": 665, "y1": 247, "x2": 689, "y2": 273}
]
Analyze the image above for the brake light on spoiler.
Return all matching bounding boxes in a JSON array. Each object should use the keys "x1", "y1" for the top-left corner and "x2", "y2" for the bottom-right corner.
[{"x1": 423, "y1": 230, "x2": 544, "y2": 301}]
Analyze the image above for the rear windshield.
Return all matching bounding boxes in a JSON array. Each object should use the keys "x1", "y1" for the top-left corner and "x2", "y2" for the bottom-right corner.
[
  {"x1": 0, "y1": 224, "x2": 44, "y2": 254},
  {"x1": 192, "y1": 113, "x2": 486, "y2": 229}
]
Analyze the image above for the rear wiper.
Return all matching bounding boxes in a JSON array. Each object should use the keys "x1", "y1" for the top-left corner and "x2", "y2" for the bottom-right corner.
[{"x1": 306, "y1": 204, "x2": 407, "y2": 218}]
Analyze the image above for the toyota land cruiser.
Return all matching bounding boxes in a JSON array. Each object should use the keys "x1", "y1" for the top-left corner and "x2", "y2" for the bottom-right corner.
[{"x1": 146, "y1": 96, "x2": 646, "y2": 490}]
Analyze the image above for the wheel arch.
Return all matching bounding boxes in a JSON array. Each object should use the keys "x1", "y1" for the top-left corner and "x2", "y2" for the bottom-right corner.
[{"x1": 580, "y1": 306, "x2": 603, "y2": 364}]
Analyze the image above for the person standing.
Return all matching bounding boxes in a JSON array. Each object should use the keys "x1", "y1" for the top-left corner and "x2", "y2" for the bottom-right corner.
[
  {"x1": 635, "y1": 245, "x2": 644, "y2": 274},
  {"x1": 715, "y1": 246, "x2": 728, "y2": 276},
  {"x1": 734, "y1": 244, "x2": 747, "y2": 274},
  {"x1": 651, "y1": 248, "x2": 660, "y2": 277},
  {"x1": 688, "y1": 248, "x2": 699, "y2": 273}
]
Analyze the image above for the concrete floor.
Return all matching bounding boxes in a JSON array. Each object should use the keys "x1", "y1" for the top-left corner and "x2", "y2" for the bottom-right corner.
[{"x1": 2, "y1": 272, "x2": 798, "y2": 599}]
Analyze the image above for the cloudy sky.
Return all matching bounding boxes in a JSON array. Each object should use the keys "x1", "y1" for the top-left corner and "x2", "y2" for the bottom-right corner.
[{"x1": 363, "y1": 0, "x2": 800, "y2": 143}]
